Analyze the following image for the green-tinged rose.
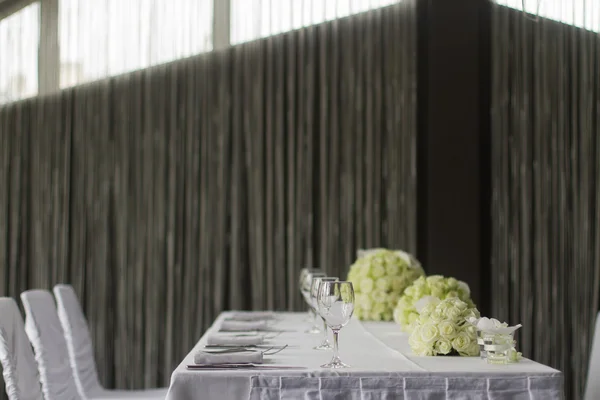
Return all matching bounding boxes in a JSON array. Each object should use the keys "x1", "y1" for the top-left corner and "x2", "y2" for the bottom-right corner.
[
  {"x1": 370, "y1": 263, "x2": 386, "y2": 279},
  {"x1": 354, "y1": 308, "x2": 363, "y2": 319},
  {"x1": 372, "y1": 303, "x2": 386, "y2": 316},
  {"x1": 446, "y1": 290, "x2": 459, "y2": 299},
  {"x1": 419, "y1": 323, "x2": 440, "y2": 344},
  {"x1": 412, "y1": 342, "x2": 437, "y2": 356},
  {"x1": 376, "y1": 277, "x2": 391, "y2": 292},
  {"x1": 464, "y1": 308, "x2": 480, "y2": 320},
  {"x1": 359, "y1": 294, "x2": 373, "y2": 311},
  {"x1": 370, "y1": 311, "x2": 383, "y2": 321},
  {"x1": 391, "y1": 276, "x2": 405, "y2": 292},
  {"x1": 430, "y1": 284, "x2": 446, "y2": 299},
  {"x1": 429, "y1": 309, "x2": 444, "y2": 323},
  {"x1": 435, "y1": 338, "x2": 453, "y2": 355},
  {"x1": 393, "y1": 308, "x2": 403, "y2": 324},
  {"x1": 438, "y1": 320, "x2": 458, "y2": 339},
  {"x1": 385, "y1": 262, "x2": 400, "y2": 276},
  {"x1": 382, "y1": 311, "x2": 393, "y2": 321},
  {"x1": 463, "y1": 343, "x2": 480, "y2": 357},
  {"x1": 408, "y1": 312, "x2": 419, "y2": 325},
  {"x1": 420, "y1": 303, "x2": 437, "y2": 317},
  {"x1": 386, "y1": 293, "x2": 399, "y2": 308},
  {"x1": 451, "y1": 332, "x2": 472, "y2": 353},
  {"x1": 426, "y1": 275, "x2": 445, "y2": 283},
  {"x1": 371, "y1": 290, "x2": 387, "y2": 304},
  {"x1": 463, "y1": 325, "x2": 477, "y2": 336},
  {"x1": 446, "y1": 277, "x2": 459, "y2": 289},
  {"x1": 444, "y1": 306, "x2": 462, "y2": 320},
  {"x1": 360, "y1": 278, "x2": 374, "y2": 293}
]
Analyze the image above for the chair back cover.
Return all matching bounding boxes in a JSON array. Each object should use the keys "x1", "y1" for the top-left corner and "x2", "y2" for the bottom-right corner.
[
  {"x1": 585, "y1": 312, "x2": 600, "y2": 400},
  {"x1": 0, "y1": 298, "x2": 44, "y2": 400},
  {"x1": 53, "y1": 284, "x2": 102, "y2": 397},
  {"x1": 21, "y1": 290, "x2": 82, "y2": 400}
]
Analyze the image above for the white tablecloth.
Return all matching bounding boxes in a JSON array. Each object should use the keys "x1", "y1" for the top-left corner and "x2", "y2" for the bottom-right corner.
[{"x1": 166, "y1": 312, "x2": 563, "y2": 400}]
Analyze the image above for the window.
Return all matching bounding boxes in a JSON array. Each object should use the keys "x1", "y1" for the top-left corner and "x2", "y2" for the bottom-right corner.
[
  {"x1": 0, "y1": 2, "x2": 39, "y2": 104},
  {"x1": 59, "y1": 0, "x2": 213, "y2": 88},
  {"x1": 230, "y1": 0, "x2": 400, "y2": 45},
  {"x1": 497, "y1": 0, "x2": 600, "y2": 32}
]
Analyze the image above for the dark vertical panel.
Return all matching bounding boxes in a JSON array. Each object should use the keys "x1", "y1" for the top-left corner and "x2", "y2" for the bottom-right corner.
[{"x1": 419, "y1": 0, "x2": 486, "y2": 307}]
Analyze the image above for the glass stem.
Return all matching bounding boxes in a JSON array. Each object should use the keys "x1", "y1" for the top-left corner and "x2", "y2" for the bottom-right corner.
[
  {"x1": 332, "y1": 329, "x2": 340, "y2": 359},
  {"x1": 322, "y1": 318, "x2": 328, "y2": 340}
]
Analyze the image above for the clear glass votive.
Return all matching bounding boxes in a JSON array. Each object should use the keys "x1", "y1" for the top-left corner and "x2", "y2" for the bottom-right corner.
[{"x1": 483, "y1": 333, "x2": 515, "y2": 364}]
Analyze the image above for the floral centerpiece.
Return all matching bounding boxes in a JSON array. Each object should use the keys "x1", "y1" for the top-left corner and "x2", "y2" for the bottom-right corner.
[
  {"x1": 347, "y1": 248, "x2": 424, "y2": 321},
  {"x1": 408, "y1": 297, "x2": 480, "y2": 356},
  {"x1": 394, "y1": 275, "x2": 475, "y2": 332}
]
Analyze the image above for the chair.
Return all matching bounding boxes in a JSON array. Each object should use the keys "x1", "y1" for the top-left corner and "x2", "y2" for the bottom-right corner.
[
  {"x1": 0, "y1": 298, "x2": 44, "y2": 400},
  {"x1": 20, "y1": 290, "x2": 82, "y2": 400},
  {"x1": 53, "y1": 284, "x2": 167, "y2": 399},
  {"x1": 585, "y1": 312, "x2": 600, "y2": 400}
]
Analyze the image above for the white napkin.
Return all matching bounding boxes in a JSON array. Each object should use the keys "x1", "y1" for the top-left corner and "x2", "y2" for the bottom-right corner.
[
  {"x1": 206, "y1": 334, "x2": 264, "y2": 346},
  {"x1": 220, "y1": 320, "x2": 268, "y2": 332},
  {"x1": 227, "y1": 311, "x2": 275, "y2": 321},
  {"x1": 194, "y1": 351, "x2": 263, "y2": 365}
]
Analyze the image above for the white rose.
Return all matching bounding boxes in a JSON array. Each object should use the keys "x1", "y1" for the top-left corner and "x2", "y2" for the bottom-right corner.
[
  {"x1": 419, "y1": 323, "x2": 440, "y2": 344},
  {"x1": 438, "y1": 320, "x2": 458, "y2": 339},
  {"x1": 360, "y1": 278, "x2": 374, "y2": 293},
  {"x1": 444, "y1": 306, "x2": 462, "y2": 320},
  {"x1": 371, "y1": 290, "x2": 387, "y2": 304},
  {"x1": 435, "y1": 338, "x2": 453, "y2": 355},
  {"x1": 359, "y1": 294, "x2": 373, "y2": 311},
  {"x1": 451, "y1": 331, "x2": 472, "y2": 353},
  {"x1": 385, "y1": 262, "x2": 400, "y2": 276},
  {"x1": 370, "y1": 264, "x2": 385, "y2": 279},
  {"x1": 376, "y1": 277, "x2": 391, "y2": 292}
]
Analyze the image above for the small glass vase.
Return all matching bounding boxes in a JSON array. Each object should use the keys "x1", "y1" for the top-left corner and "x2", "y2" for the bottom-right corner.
[{"x1": 481, "y1": 332, "x2": 516, "y2": 364}]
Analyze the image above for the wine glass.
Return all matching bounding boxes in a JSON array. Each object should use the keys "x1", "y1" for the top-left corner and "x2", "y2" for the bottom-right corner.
[
  {"x1": 317, "y1": 281, "x2": 355, "y2": 368},
  {"x1": 310, "y1": 277, "x2": 339, "y2": 350},
  {"x1": 300, "y1": 270, "x2": 326, "y2": 333}
]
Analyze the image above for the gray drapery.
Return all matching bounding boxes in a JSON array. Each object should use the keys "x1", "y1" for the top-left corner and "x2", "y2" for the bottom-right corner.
[
  {"x1": 491, "y1": 4, "x2": 600, "y2": 399},
  {"x1": 0, "y1": 2, "x2": 416, "y2": 391}
]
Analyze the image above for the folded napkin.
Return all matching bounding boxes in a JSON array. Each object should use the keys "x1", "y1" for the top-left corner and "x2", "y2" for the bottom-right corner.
[
  {"x1": 220, "y1": 320, "x2": 268, "y2": 332},
  {"x1": 227, "y1": 311, "x2": 275, "y2": 321},
  {"x1": 194, "y1": 351, "x2": 263, "y2": 365},
  {"x1": 206, "y1": 334, "x2": 264, "y2": 346}
]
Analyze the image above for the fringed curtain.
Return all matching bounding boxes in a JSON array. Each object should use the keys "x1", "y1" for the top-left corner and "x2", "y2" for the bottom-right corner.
[
  {"x1": 0, "y1": 2, "x2": 417, "y2": 390},
  {"x1": 491, "y1": 3, "x2": 600, "y2": 399}
]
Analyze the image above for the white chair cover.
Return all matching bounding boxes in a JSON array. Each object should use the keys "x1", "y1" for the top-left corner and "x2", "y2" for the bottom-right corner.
[
  {"x1": 20, "y1": 290, "x2": 82, "y2": 400},
  {"x1": 53, "y1": 284, "x2": 167, "y2": 400},
  {"x1": 0, "y1": 298, "x2": 44, "y2": 400},
  {"x1": 585, "y1": 312, "x2": 600, "y2": 400},
  {"x1": 53, "y1": 284, "x2": 103, "y2": 397}
]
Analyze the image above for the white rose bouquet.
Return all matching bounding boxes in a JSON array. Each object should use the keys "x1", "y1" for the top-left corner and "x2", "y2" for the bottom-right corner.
[
  {"x1": 393, "y1": 275, "x2": 475, "y2": 332},
  {"x1": 347, "y1": 249, "x2": 424, "y2": 321},
  {"x1": 408, "y1": 297, "x2": 480, "y2": 357}
]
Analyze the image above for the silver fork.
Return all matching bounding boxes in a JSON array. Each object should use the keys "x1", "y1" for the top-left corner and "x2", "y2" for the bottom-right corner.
[{"x1": 203, "y1": 344, "x2": 288, "y2": 356}]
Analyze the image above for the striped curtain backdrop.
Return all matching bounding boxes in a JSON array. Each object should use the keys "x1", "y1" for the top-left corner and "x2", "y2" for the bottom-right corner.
[
  {"x1": 491, "y1": 3, "x2": 600, "y2": 399},
  {"x1": 0, "y1": 2, "x2": 416, "y2": 391}
]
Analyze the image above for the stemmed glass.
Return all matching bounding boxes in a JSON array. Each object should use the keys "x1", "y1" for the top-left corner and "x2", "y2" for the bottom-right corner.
[
  {"x1": 317, "y1": 281, "x2": 355, "y2": 368},
  {"x1": 300, "y1": 269, "x2": 326, "y2": 334},
  {"x1": 310, "y1": 277, "x2": 339, "y2": 350}
]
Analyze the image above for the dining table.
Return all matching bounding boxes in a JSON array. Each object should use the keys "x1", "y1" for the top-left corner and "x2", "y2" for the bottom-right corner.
[{"x1": 166, "y1": 311, "x2": 563, "y2": 400}]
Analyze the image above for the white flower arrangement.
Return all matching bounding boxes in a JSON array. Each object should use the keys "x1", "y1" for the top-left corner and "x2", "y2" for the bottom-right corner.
[
  {"x1": 347, "y1": 248, "x2": 424, "y2": 321},
  {"x1": 408, "y1": 297, "x2": 480, "y2": 357},
  {"x1": 393, "y1": 275, "x2": 475, "y2": 332}
]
